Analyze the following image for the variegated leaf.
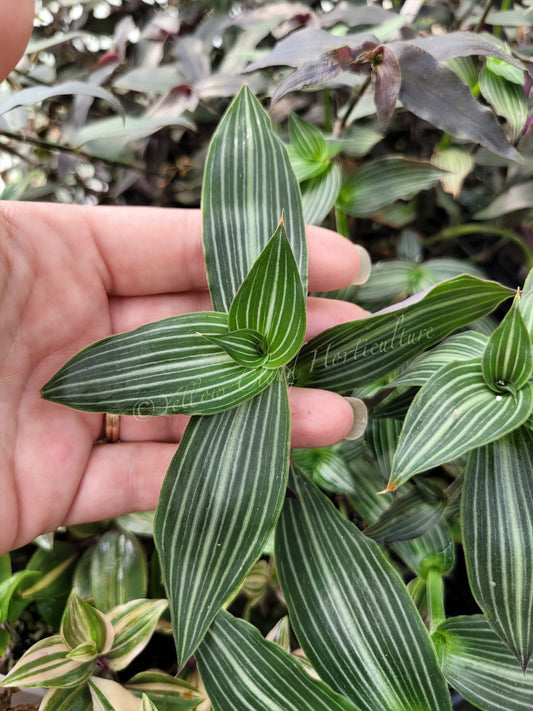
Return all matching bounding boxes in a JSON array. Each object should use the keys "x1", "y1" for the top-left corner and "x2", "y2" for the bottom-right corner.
[
  {"x1": 388, "y1": 359, "x2": 533, "y2": 490},
  {"x1": 42, "y1": 312, "x2": 277, "y2": 416},
  {"x1": 155, "y1": 376, "x2": 290, "y2": 670},
  {"x1": 89, "y1": 677, "x2": 140, "y2": 711},
  {"x1": 196, "y1": 610, "x2": 358, "y2": 711},
  {"x1": 202, "y1": 329, "x2": 269, "y2": 368},
  {"x1": 520, "y1": 267, "x2": 533, "y2": 338},
  {"x1": 203, "y1": 85, "x2": 307, "y2": 312},
  {"x1": 0, "y1": 635, "x2": 94, "y2": 688},
  {"x1": 435, "y1": 615, "x2": 533, "y2": 710},
  {"x1": 228, "y1": 222, "x2": 306, "y2": 368},
  {"x1": 275, "y1": 467, "x2": 451, "y2": 710},
  {"x1": 61, "y1": 592, "x2": 114, "y2": 657},
  {"x1": 301, "y1": 162, "x2": 342, "y2": 225},
  {"x1": 39, "y1": 685, "x2": 93, "y2": 711},
  {"x1": 462, "y1": 427, "x2": 533, "y2": 669},
  {"x1": 479, "y1": 65, "x2": 528, "y2": 142},
  {"x1": 292, "y1": 275, "x2": 512, "y2": 391},
  {"x1": 105, "y1": 599, "x2": 168, "y2": 672},
  {"x1": 126, "y1": 670, "x2": 203, "y2": 709}
]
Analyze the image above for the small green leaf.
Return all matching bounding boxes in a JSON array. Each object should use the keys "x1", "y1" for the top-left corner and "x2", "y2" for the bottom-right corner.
[
  {"x1": 0, "y1": 569, "x2": 41, "y2": 622},
  {"x1": 291, "y1": 447, "x2": 356, "y2": 495},
  {"x1": 38, "y1": 685, "x2": 93, "y2": 711},
  {"x1": 91, "y1": 530, "x2": 147, "y2": 612},
  {"x1": 42, "y1": 313, "x2": 276, "y2": 416},
  {"x1": 0, "y1": 635, "x2": 94, "y2": 688},
  {"x1": 435, "y1": 615, "x2": 533, "y2": 710},
  {"x1": 201, "y1": 328, "x2": 269, "y2": 368},
  {"x1": 479, "y1": 65, "x2": 528, "y2": 142},
  {"x1": 196, "y1": 610, "x2": 358, "y2": 711},
  {"x1": 61, "y1": 592, "x2": 114, "y2": 657},
  {"x1": 389, "y1": 359, "x2": 533, "y2": 489},
  {"x1": 228, "y1": 221, "x2": 306, "y2": 368},
  {"x1": 462, "y1": 427, "x2": 533, "y2": 669},
  {"x1": 66, "y1": 641, "x2": 99, "y2": 662},
  {"x1": 89, "y1": 677, "x2": 140, "y2": 711},
  {"x1": 20, "y1": 541, "x2": 77, "y2": 601},
  {"x1": 482, "y1": 294, "x2": 533, "y2": 395},
  {"x1": 289, "y1": 113, "x2": 330, "y2": 163},
  {"x1": 301, "y1": 162, "x2": 342, "y2": 225},
  {"x1": 105, "y1": 599, "x2": 168, "y2": 672}
]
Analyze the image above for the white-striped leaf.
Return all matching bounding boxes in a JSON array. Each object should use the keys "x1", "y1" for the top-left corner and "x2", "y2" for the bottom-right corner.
[
  {"x1": 39, "y1": 685, "x2": 93, "y2": 711},
  {"x1": 520, "y1": 268, "x2": 533, "y2": 338},
  {"x1": 479, "y1": 65, "x2": 528, "y2": 142},
  {"x1": 337, "y1": 158, "x2": 447, "y2": 217},
  {"x1": 203, "y1": 85, "x2": 307, "y2": 313},
  {"x1": 301, "y1": 162, "x2": 342, "y2": 225},
  {"x1": 275, "y1": 467, "x2": 452, "y2": 710},
  {"x1": 435, "y1": 615, "x2": 533, "y2": 710},
  {"x1": 126, "y1": 670, "x2": 203, "y2": 709},
  {"x1": 0, "y1": 635, "x2": 94, "y2": 688},
  {"x1": 291, "y1": 447, "x2": 356, "y2": 495},
  {"x1": 90, "y1": 530, "x2": 147, "y2": 612},
  {"x1": 195, "y1": 610, "x2": 358, "y2": 711},
  {"x1": 154, "y1": 376, "x2": 290, "y2": 670},
  {"x1": 20, "y1": 541, "x2": 77, "y2": 601},
  {"x1": 365, "y1": 417, "x2": 403, "y2": 480},
  {"x1": 292, "y1": 275, "x2": 512, "y2": 391},
  {"x1": 89, "y1": 677, "x2": 140, "y2": 711},
  {"x1": 393, "y1": 331, "x2": 488, "y2": 386},
  {"x1": 389, "y1": 359, "x2": 533, "y2": 490},
  {"x1": 481, "y1": 294, "x2": 532, "y2": 395},
  {"x1": 105, "y1": 599, "x2": 168, "y2": 672},
  {"x1": 42, "y1": 313, "x2": 276, "y2": 416},
  {"x1": 462, "y1": 426, "x2": 533, "y2": 669},
  {"x1": 228, "y1": 222, "x2": 306, "y2": 368},
  {"x1": 431, "y1": 146, "x2": 473, "y2": 197},
  {"x1": 0, "y1": 569, "x2": 40, "y2": 622},
  {"x1": 61, "y1": 592, "x2": 114, "y2": 657},
  {"x1": 288, "y1": 113, "x2": 330, "y2": 164},
  {"x1": 202, "y1": 329, "x2": 269, "y2": 368},
  {"x1": 392, "y1": 520, "x2": 456, "y2": 578}
]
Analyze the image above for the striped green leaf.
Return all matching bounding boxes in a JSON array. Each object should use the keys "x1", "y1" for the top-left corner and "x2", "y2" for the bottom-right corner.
[
  {"x1": 105, "y1": 599, "x2": 168, "y2": 671},
  {"x1": 126, "y1": 670, "x2": 204, "y2": 709},
  {"x1": 155, "y1": 376, "x2": 290, "y2": 670},
  {"x1": 0, "y1": 635, "x2": 94, "y2": 688},
  {"x1": 462, "y1": 427, "x2": 533, "y2": 669},
  {"x1": 520, "y1": 268, "x2": 533, "y2": 338},
  {"x1": 389, "y1": 359, "x2": 533, "y2": 490},
  {"x1": 291, "y1": 447, "x2": 356, "y2": 495},
  {"x1": 365, "y1": 417, "x2": 403, "y2": 480},
  {"x1": 61, "y1": 592, "x2": 113, "y2": 657},
  {"x1": 435, "y1": 615, "x2": 533, "y2": 710},
  {"x1": 42, "y1": 313, "x2": 276, "y2": 416},
  {"x1": 431, "y1": 146, "x2": 473, "y2": 197},
  {"x1": 141, "y1": 693, "x2": 159, "y2": 711},
  {"x1": 337, "y1": 158, "x2": 447, "y2": 217},
  {"x1": 228, "y1": 222, "x2": 306, "y2": 368},
  {"x1": 203, "y1": 85, "x2": 307, "y2": 312},
  {"x1": 481, "y1": 294, "x2": 532, "y2": 395},
  {"x1": 479, "y1": 65, "x2": 528, "y2": 142},
  {"x1": 292, "y1": 275, "x2": 513, "y2": 391},
  {"x1": 195, "y1": 610, "x2": 358, "y2": 711},
  {"x1": 288, "y1": 113, "x2": 330, "y2": 164},
  {"x1": 90, "y1": 530, "x2": 147, "y2": 612},
  {"x1": 89, "y1": 677, "x2": 140, "y2": 711},
  {"x1": 275, "y1": 466, "x2": 452, "y2": 711},
  {"x1": 39, "y1": 685, "x2": 93, "y2": 711},
  {"x1": 0, "y1": 569, "x2": 40, "y2": 622},
  {"x1": 202, "y1": 329, "x2": 269, "y2": 368},
  {"x1": 302, "y1": 162, "x2": 342, "y2": 226},
  {"x1": 393, "y1": 331, "x2": 488, "y2": 386},
  {"x1": 393, "y1": 520, "x2": 456, "y2": 578}
]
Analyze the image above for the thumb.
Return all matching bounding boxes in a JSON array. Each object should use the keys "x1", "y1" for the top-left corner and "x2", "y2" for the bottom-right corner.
[{"x1": 0, "y1": 0, "x2": 35, "y2": 82}]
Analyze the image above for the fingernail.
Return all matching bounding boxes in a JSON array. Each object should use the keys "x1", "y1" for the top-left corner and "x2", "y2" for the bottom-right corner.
[
  {"x1": 343, "y1": 397, "x2": 368, "y2": 440},
  {"x1": 351, "y1": 245, "x2": 372, "y2": 286}
]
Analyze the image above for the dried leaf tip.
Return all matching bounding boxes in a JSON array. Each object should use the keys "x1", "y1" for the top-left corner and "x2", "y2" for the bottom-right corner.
[{"x1": 377, "y1": 483, "x2": 396, "y2": 495}]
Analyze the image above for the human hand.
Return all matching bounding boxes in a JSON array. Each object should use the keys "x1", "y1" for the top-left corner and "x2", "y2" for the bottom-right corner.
[{"x1": 0, "y1": 201, "x2": 368, "y2": 553}]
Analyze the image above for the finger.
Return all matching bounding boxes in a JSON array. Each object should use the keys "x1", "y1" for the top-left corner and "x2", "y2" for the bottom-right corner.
[
  {"x1": 307, "y1": 225, "x2": 371, "y2": 291},
  {"x1": 305, "y1": 297, "x2": 368, "y2": 340}
]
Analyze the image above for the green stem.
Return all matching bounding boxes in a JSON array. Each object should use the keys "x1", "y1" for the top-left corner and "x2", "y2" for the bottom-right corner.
[
  {"x1": 426, "y1": 224, "x2": 533, "y2": 268},
  {"x1": 335, "y1": 206, "x2": 349, "y2": 238},
  {"x1": 475, "y1": 0, "x2": 495, "y2": 32},
  {"x1": 427, "y1": 568, "x2": 445, "y2": 634}
]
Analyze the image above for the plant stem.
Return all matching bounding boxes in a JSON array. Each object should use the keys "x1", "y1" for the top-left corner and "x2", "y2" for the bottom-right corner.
[
  {"x1": 475, "y1": 0, "x2": 495, "y2": 32},
  {"x1": 426, "y1": 223, "x2": 533, "y2": 268},
  {"x1": 427, "y1": 568, "x2": 445, "y2": 634},
  {"x1": 335, "y1": 206, "x2": 349, "y2": 238},
  {"x1": 334, "y1": 75, "x2": 372, "y2": 137}
]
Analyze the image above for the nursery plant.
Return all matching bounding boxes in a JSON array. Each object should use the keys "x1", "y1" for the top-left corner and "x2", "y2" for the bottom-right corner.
[{"x1": 2, "y1": 78, "x2": 532, "y2": 709}]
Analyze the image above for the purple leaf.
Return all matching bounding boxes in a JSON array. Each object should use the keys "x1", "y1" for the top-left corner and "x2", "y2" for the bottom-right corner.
[{"x1": 372, "y1": 45, "x2": 401, "y2": 131}]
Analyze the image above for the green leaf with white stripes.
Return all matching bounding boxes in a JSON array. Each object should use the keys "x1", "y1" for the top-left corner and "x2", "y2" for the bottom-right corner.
[
  {"x1": 203, "y1": 85, "x2": 307, "y2": 312},
  {"x1": 301, "y1": 162, "x2": 342, "y2": 225},
  {"x1": 196, "y1": 610, "x2": 358, "y2": 711},
  {"x1": 388, "y1": 359, "x2": 533, "y2": 490},
  {"x1": 228, "y1": 222, "x2": 306, "y2": 368},
  {"x1": 481, "y1": 294, "x2": 532, "y2": 396},
  {"x1": 41, "y1": 313, "x2": 275, "y2": 416},
  {"x1": 202, "y1": 329, "x2": 269, "y2": 368},
  {"x1": 479, "y1": 65, "x2": 528, "y2": 142},
  {"x1": 61, "y1": 592, "x2": 114, "y2": 657},
  {"x1": 155, "y1": 376, "x2": 290, "y2": 671},
  {"x1": 275, "y1": 466, "x2": 452, "y2": 711},
  {"x1": 393, "y1": 331, "x2": 488, "y2": 386},
  {"x1": 39, "y1": 685, "x2": 93, "y2": 711},
  {"x1": 462, "y1": 426, "x2": 533, "y2": 670},
  {"x1": 105, "y1": 599, "x2": 168, "y2": 671},
  {"x1": 292, "y1": 275, "x2": 513, "y2": 391},
  {"x1": 520, "y1": 268, "x2": 533, "y2": 338},
  {"x1": 126, "y1": 670, "x2": 203, "y2": 710},
  {"x1": 0, "y1": 635, "x2": 94, "y2": 688},
  {"x1": 89, "y1": 678, "x2": 140, "y2": 711},
  {"x1": 434, "y1": 615, "x2": 533, "y2": 710}
]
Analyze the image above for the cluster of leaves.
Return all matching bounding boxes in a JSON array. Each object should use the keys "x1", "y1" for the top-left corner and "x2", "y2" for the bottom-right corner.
[{"x1": 2, "y1": 1, "x2": 533, "y2": 710}]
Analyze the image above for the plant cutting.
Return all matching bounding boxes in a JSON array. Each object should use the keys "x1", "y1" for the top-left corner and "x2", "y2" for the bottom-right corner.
[{"x1": 0, "y1": 80, "x2": 524, "y2": 711}]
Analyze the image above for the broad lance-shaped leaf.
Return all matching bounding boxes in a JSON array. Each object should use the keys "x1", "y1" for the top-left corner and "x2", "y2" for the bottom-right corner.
[
  {"x1": 462, "y1": 427, "x2": 533, "y2": 670},
  {"x1": 229, "y1": 221, "x2": 306, "y2": 368},
  {"x1": 203, "y1": 85, "x2": 307, "y2": 313},
  {"x1": 42, "y1": 312, "x2": 275, "y2": 416},
  {"x1": 126, "y1": 670, "x2": 203, "y2": 709},
  {"x1": 105, "y1": 599, "x2": 169, "y2": 671},
  {"x1": 196, "y1": 610, "x2": 358, "y2": 711},
  {"x1": 201, "y1": 328, "x2": 269, "y2": 368},
  {"x1": 89, "y1": 677, "x2": 140, "y2": 711},
  {"x1": 275, "y1": 466, "x2": 452, "y2": 711},
  {"x1": 155, "y1": 376, "x2": 290, "y2": 670},
  {"x1": 482, "y1": 293, "x2": 532, "y2": 396},
  {"x1": 434, "y1": 615, "x2": 533, "y2": 710},
  {"x1": 519, "y1": 267, "x2": 533, "y2": 338},
  {"x1": 292, "y1": 274, "x2": 513, "y2": 391},
  {"x1": 389, "y1": 359, "x2": 533, "y2": 490}
]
